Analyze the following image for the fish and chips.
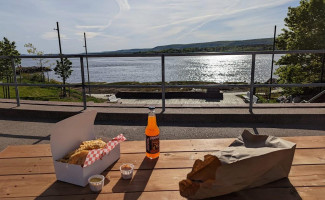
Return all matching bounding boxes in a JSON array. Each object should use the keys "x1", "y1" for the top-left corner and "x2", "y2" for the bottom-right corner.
[{"x1": 58, "y1": 139, "x2": 106, "y2": 165}]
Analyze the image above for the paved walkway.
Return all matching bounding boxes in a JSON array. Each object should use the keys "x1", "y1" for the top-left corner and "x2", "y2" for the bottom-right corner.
[
  {"x1": 1, "y1": 97, "x2": 325, "y2": 152},
  {"x1": 91, "y1": 91, "x2": 246, "y2": 105},
  {"x1": 1, "y1": 98, "x2": 325, "y2": 112},
  {"x1": 1, "y1": 118, "x2": 324, "y2": 152},
  {"x1": 90, "y1": 89, "x2": 284, "y2": 105}
]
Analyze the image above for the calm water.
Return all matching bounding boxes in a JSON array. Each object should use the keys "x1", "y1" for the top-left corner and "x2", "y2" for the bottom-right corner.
[{"x1": 20, "y1": 54, "x2": 281, "y2": 84}]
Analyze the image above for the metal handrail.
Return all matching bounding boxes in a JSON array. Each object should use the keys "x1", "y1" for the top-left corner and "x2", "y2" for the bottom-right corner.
[
  {"x1": 1, "y1": 82, "x2": 325, "y2": 88},
  {"x1": 1, "y1": 50, "x2": 325, "y2": 112}
]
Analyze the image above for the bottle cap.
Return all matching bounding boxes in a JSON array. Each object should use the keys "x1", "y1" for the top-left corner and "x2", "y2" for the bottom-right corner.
[{"x1": 148, "y1": 106, "x2": 155, "y2": 110}]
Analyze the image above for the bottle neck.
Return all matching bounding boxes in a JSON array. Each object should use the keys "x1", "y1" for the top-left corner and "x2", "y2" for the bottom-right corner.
[
  {"x1": 148, "y1": 110, "x2": 155, "y2": 117},
  {"x1": 147, "y1": 110, "x2": 157, "y2": 126}
]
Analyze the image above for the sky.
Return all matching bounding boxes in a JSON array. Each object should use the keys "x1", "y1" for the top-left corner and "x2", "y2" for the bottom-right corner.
[{"x1": 0, "y1": 0, "x2": 300, "y2": 54}]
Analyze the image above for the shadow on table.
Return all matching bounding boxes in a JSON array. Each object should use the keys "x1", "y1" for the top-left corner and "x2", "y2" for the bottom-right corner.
[
  {"x1": 34, "y1": 163, "x2": 117, "y2": 200},
  {"x1": 204, "y1": 178, "x2": 302, "y2": 200},
  {"x1": 34, "y1": 181, "x2": 99, "y2": 200},
  {"x1": 112, "y1": 156, "x2": 158, "y2": 200}
]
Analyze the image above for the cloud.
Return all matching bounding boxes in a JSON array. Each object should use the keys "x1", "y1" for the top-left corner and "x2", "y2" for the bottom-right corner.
[
  {"x1": 41, "y1": 32, "x2": 68, "y2": 40},
  {"x1": 115, "y1": 0, "x2": 130, "y2": 11},
  {"x1": 75, "y1": 25, "x2": 107, "y2": 30},
  {"x1": 173, "y1": 0, "x2": 294, "y2": 40},
  {"x1": 108, "y1": 0, "x2": 294, "y2": 42},
  {"x1": 75, "y1": 32, "x2": 102, "y2": 39},
  {"x1": 75, "y1": 0, "x2": 130, "y2": 31},
  {"x1": 74, "y1": 32, "x2": 127, "y2": 41},
  {"x1": 1, "y1": 0, "x2": 299, "y2": 53}
]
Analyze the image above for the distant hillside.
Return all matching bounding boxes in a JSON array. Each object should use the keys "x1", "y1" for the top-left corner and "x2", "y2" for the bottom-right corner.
[{"x1": 94, "y1": 38, "x2": 273, "y2": 54}]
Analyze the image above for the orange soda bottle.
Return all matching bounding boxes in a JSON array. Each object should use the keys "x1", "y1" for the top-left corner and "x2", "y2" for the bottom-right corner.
[{"x1": 145, "y1": 107, "x2": 160, "y2": 159}]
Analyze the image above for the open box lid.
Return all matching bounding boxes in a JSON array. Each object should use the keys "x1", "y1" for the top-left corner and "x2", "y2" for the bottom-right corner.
[{"x1": 50, "y1": 110, "x2": 97, "y2": 160}]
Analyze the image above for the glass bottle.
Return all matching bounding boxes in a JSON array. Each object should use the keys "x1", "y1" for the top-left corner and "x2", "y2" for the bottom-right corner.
[{"x1": 145, "y1": 107, "x2": 160, "y2": 159}]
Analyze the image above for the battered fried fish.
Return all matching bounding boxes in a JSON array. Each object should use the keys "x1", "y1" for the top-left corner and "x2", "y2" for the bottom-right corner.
[
  {"x1": 68, "y1": 150, "x2": 89, "y2": 165},
  {"x1": 57, "y1": 138, "x2": 106, "y2": 165}
]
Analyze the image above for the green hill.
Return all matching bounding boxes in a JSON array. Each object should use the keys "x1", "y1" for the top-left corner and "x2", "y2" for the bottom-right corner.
[
  {"x1": 151, "y1": 38, "x2": 273, "y2": 51},
  {"x1": 95, "y1": 38, "x2": 273, "y2": 54}
]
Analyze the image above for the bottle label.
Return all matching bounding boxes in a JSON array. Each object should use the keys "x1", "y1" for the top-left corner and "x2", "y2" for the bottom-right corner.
[{"x1": 146, "y1": 135, "x2": 159, "y2": 154}]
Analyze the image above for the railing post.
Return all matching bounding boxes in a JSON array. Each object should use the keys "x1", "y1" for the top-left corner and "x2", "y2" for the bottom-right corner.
[
  {"x1": 249, "y1": 54, "x2": 256, "y2": 113},
  {"x1": 268, "y1": 51, "x2": 275, "y2": 100},
  {"x1": 80, "y1": 56, "x2": 87, "y2": 110},
  {"x1": 161, "y1": 54, "x2": 166, "y2": 112},
  {"x1": 268, "y1": 25, "x2": 277, "y2": 100},
  {"x1": 321, "y1": 53, "x2": 324, "y2": 84},
  {"x1": 11, "y1": 58, "x2": 20, "y2": 107}
]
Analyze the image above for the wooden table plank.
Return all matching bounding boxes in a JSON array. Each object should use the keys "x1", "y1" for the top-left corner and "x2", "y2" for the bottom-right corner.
[
  {"x1": 2, "y1": 187, "x2": 325, "y2": 200},
  {"x1": 296, "y1": 187, "x2": 325, "y2": 200},
  {"x1": 1, "y1": 148, "x2": 325, "y2": 176},
  {"x1": 0, "y1": 149, "x2": 324, "y2": 175},
  {"x1": 0, "y1": 144, "x2": 52, "y2": 158},
  {"x1": 283, "y1": 136, "x2": 325, "y2": 149},
  {"x1": 1, "y1": 165, "x2": 325, "y2": 198},
  {"x1": 0, "y1": 139, "x2": 226, "y2": 158},
  {"x1": 2, "y1": 135, "x2": 325, "y2": 159},
  {"x1": 293, "y1": 149, "x2": 325, "y2": 165},
  {"x1": 1, "y1": 191, "x2": 185, "y2": 200}
]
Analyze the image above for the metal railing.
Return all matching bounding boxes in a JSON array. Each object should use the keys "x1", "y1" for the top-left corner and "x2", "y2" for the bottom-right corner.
[{"x1": 1, "y1": 49, "x2": 325, "y2": 113}]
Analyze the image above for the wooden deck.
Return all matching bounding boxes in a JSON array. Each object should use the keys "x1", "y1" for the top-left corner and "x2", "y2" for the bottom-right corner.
[{"x1": 0, "y1": 136, "x2": 325, "y2": 199}]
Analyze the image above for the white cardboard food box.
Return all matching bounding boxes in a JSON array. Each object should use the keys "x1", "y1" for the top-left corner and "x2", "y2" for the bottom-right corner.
[{"x1": 50, "y1": 110, "x2": 120, "y2": 187}]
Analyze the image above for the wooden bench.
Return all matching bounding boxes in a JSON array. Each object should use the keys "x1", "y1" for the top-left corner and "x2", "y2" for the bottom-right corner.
[{"x1": 0, "y1": 136, "x2": 325, "y2": 199}]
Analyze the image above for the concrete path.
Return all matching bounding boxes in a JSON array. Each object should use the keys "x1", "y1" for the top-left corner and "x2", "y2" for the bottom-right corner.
[
  {"x1": 1, "y1": 98, "x2": 325, "y2": 125},
  {"x1": 90, "y1": 89, "x2": 284, "y2": 105},
  {"x1": 91, "y1": 91, "x2": 246, "y2": 105},
  {"x1": 1, "y1": 98, "x2": 324, "y2": 152},
  {"x1": 1, "y1": 118, "x2": 324, "y2": 152}
]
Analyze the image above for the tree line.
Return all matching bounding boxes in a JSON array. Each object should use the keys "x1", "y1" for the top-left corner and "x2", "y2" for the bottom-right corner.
[
  {"x1": 137, "y1": 44, "x2": 273, "y2": 54},
  {"x1": 0, "y1": 39, "x2": 73, "y2": 98}
]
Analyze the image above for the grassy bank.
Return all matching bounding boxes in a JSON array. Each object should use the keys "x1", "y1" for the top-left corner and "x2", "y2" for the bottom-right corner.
[
  {"x1": 1, "y1": 74, "x2": 282, "y2": 103},
  {"x1": 0, "y1": 74, "x2": 106, "y2": 103},
  {"x1": 237, "y1": 87, "x2": 282, "y2": 103},
  {"x1": 0, "y1": 85, "x2": 106, "y2": 103}
]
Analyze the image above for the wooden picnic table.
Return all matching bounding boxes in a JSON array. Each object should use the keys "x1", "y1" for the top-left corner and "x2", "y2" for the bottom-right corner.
[{"x1": 0, "y1": 136, "x2": 325, "y2": 199}]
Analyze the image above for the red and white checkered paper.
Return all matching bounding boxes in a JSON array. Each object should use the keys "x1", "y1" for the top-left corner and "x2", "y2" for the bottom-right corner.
[{"x1": 83, "y1": 134, "x2": 126, "y2": 167}]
